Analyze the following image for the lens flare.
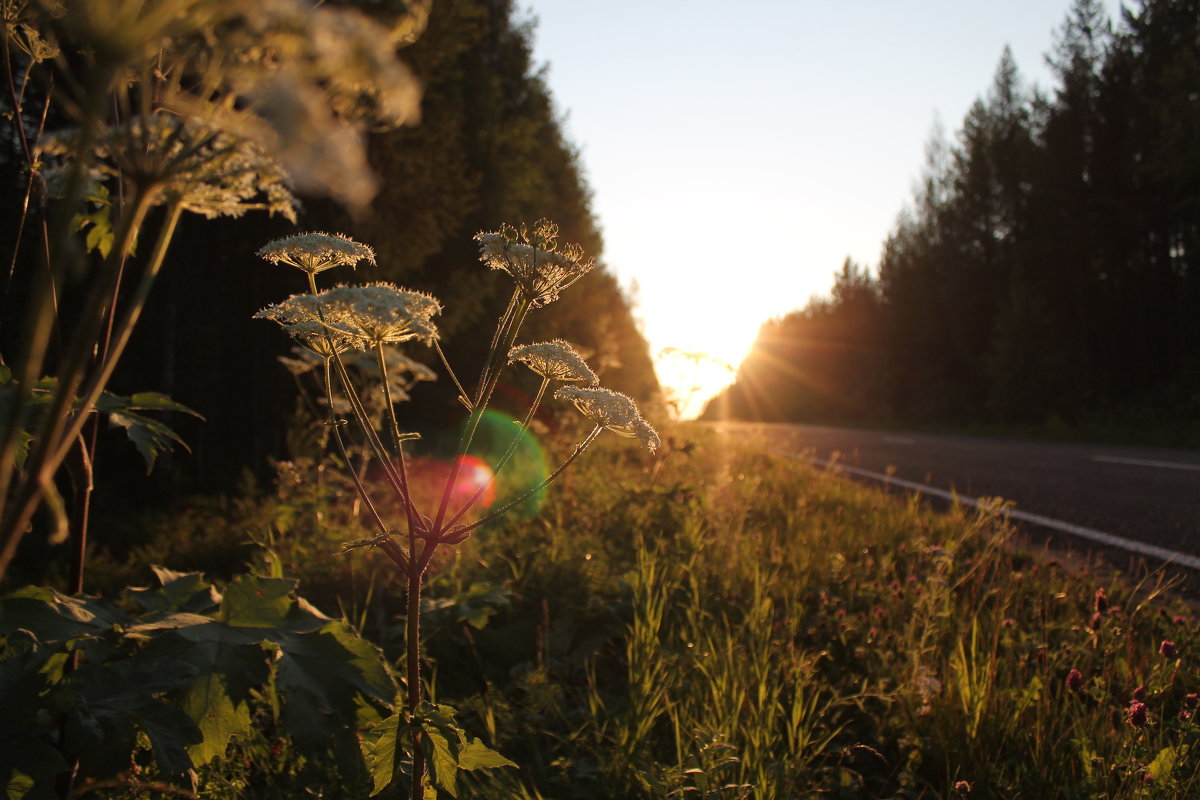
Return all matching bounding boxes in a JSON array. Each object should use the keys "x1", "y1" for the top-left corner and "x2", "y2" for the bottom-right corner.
[
  {"x1": 452, "y1": 455, "x2": 496, "y2": 508},
  {"x1": 468, "y1": 409, "x2": 549, "y2": 518}
]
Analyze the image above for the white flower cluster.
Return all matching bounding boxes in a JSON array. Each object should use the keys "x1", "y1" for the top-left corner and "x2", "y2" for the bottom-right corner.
[
  {"x1": 256, "y1": 283, "x2": 441, "y2": 349},
  {"x1": 31, "y1": 0, "x2": 426, "y2": 211},
  {"x1": 475, "y1": 220, "x2": 594, "y2": 307},
  {"x1": 39, "y1": 116, "x2": 299, "y2": 222},
  {"x1": 554, "y1": 386, "x2": 660, "y2": 453},
  {"x1": 258, "y1": 232, "x2": 376, "y2": 275},
  {"x1": 508, "y1": 340, "x2": 598, "y2": 385}
]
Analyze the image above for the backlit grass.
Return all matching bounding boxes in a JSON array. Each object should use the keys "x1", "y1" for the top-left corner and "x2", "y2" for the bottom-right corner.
[{"x1": 91, "y1": 423, "x2": 1200, "y2": 798}]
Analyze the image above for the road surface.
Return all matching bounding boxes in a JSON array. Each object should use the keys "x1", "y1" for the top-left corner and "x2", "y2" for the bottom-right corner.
[{"x1": 714, "y1": 422, "x2": 1200, "y2": 564}]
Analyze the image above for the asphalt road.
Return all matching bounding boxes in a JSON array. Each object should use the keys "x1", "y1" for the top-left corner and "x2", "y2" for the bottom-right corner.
[{"x1": 714, "y1": 422, "x2": 1200, "y2": 562}]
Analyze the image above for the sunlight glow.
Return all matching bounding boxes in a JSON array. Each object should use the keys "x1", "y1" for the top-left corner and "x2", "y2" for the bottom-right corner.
[
  {"x1": 453, "y1": 455, "x2": 497, "y2": 509},
  {"x1": 655, "y1": 345, "x2": 743, "y2": 421}
]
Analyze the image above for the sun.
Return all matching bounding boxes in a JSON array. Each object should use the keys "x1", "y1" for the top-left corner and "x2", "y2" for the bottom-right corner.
[{"x1": 654, "y1": 346, "x2": 742, "y2": 420}]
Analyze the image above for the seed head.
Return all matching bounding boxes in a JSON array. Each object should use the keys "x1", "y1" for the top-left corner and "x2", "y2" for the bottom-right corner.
[
  {"x1": 258, "y1": 232, "x2": 376, "y2": 275},
  {"x1": 509, "y1": 340, "x2": 598, "y2": 385},
  {"x1": 476, "y1": 219, "x2": 594, "y2": 307},
  {"x1": 554, "y1": 385, "x2": 660, "y2": 453}
]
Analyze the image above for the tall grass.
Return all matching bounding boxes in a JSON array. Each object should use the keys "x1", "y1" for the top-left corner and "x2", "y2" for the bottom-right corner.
[{"x1": 91, "y1": 424, "x2": 1199, "y2": 798}]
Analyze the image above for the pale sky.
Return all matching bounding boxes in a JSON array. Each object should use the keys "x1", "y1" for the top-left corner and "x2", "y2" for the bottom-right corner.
[{"x1": 526, "y1": 0, "x2": 1125, "y2": 416}]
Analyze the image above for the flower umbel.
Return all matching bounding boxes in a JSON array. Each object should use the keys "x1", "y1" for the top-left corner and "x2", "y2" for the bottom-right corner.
[
  {"x1": 476, "y1": 219, "x2": 594, "y2": 307},
  {"x1": 326, "y1": 283, "x2": 441, "y2": 346},
  {"x1": 258, "y1": 232, "x2": 376, "y2": 275},
  {"x1": 555, "y1": 385, "x2": 660, "y2": 452},
  {"x1": 509, "y1": 340, "x2": 598, "y2": 385},
  {"x1": 283, "y1": 321, "x2": 362, "y2": 358},
  {"x1": 256, "y1": 284, "x2": 441, "y2": 348}
]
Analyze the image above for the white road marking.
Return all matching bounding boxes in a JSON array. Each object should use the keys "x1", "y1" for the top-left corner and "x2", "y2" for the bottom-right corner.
[
  {"x1": 769, "y1": 449, "x2": 1200, "y2": 572},
  {"x1": 1092, "y1": 455, "x2": 1200, "y2": 472}
]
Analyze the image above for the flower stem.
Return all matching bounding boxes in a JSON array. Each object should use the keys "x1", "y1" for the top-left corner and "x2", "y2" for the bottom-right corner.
[
  {"x1": 443, "y1": 377, "x2": 548, "y2": 530},
  {"x1": 374, "y1": 342, "x2": 421, "y2": 541},
  {"x1": 433, "y1": 296, "x2": 530, "y2": 531},
  {"x1": 448, "y1": 425, "x2": 602, "y2": 540}
]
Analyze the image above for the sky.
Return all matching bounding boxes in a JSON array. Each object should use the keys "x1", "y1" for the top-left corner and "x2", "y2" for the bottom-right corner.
[{"x1": 525, "y1": 0, "x2": 1126, "y2": 417}]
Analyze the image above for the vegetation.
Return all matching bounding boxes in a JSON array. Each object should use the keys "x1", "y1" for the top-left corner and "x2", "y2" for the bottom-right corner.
[
  {"x1": 8, "y1": 425, "x2": 1199, "y2": 798},
  {"x1": 707, "y1": 0, "x2": 1200, "y2": 443},
  {"x1": 3, "y1": 1, "x2": 1196, "y2": 798}
]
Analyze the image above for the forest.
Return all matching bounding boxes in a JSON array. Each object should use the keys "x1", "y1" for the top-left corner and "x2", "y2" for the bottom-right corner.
[
  {"x1": 4, "y1": 1, "x2": 1200, "y2": 798},
  {"x1": 0, "y1": 0, "x2": 658, "y2": 512},
  {"x1": 706, "y1": 0, "x2": 1200, "y2": 444}
]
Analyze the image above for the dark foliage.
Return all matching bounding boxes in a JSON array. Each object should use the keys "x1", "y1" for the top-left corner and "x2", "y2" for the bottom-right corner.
[{"x1": 20, "y1": 0, "x2": 658, "y2": 511}]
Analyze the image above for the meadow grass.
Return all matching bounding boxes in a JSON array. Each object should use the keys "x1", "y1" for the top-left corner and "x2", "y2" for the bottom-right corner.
[{"x1": 91, "y1": 423, "x2": 1199, "y2": 798}]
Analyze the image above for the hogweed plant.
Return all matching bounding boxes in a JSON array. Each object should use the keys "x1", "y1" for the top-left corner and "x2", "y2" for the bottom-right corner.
[{"x1": 254, "y1": 220, "x2": 659, "y2": 798}]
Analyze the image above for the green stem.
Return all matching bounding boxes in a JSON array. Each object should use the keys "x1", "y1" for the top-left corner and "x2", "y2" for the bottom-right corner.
[
  {"x1": 305, "y1": 271, "x2": 415, "y2": 529},
  {"x1": 323, "y1": 360, "x2": 409, "y2": 575},
  {"x1": 374, "y1": 342, "x2": 420, "y2": 540},
  {"x1": 0, "y1": 186, "x2": 155, "y2": 577},
  {"x1": 0, "y1": 64, "x2": 112, "y2": 539},
  {"x1": 443, "y1": 377, "x2": 548, "y2": 530},
  {"x1": 50, "y1": 200, "x2": 184, "y2": 469},
  {"x1": 447, "y1": 425, "x2": 603, "y2": 541},
  {"x1": 407, "y1": 538, "x2": 434, "y2": 800},
  {"x1": 433, "y1": 338, "x2": 471, "y2": 407},
  {"x1": 432, "y1": 296, "x2": 530, "y2": 531}
]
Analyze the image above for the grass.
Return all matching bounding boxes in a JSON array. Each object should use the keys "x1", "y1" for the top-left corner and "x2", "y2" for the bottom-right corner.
[{"x1": 80, "y1": 422, "x2": 1200, "y2": 798}]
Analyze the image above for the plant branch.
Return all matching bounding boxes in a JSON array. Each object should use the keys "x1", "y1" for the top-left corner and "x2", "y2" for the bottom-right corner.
[
  {"x1": 443, "y1": 377, "x2": 549, "y2": 530},
  {"x1": 447, "y1": 424, "x2": 603, "y2": 541}
]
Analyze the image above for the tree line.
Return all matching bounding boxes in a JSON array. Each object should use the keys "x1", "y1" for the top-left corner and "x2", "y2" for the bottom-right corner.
[
  {"x1": 706, "y1": 0, "x2": 1199, "y2": 442},
  {"x1": 0, "y1": 0, "x2": 658, "y2": 502}
]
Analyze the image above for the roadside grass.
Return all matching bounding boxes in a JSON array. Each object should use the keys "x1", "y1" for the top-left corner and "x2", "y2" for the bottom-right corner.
[{"x1": 86, "y1": 424, "x2": 1200, "y2": 798}]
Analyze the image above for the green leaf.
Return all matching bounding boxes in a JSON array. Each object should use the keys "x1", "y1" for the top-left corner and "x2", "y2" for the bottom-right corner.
[
  {"x1": 424, "y1": 724, "x2": 460, "y2": 797},
  {"x1": 275, "y1": 621, "x2": 394, "y2": 748},
  {"x1": 219, "y1": 575, "x2": 296, "y2": 629},
  {"x1": 1149, "y1": 744, "x2": 1182, "y2": 782},
  {"x1": 64, "y1": 653, "x2": 200, "y2": 782},
  {"x1": 126, "y1": 567, "x2": 218, "y2": 615},
  {"x1": 106, "y1": 409, "x2": 190, "y2": 474},
  {"x1": 457, "y1": 738, "x2": 516, "y2": 771},
  {"x1": 0, "y1": 587, "x2": 129, "y2": 646},
  {"x1": 127, "y1": 392, "x2": 205, "y2": 418},
  {"x1": 361, "y1": 712, "x2": 410, "y2": 796},
  {"x1": 182, "y1": 672, "x2": 252, "y2": 766}
]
